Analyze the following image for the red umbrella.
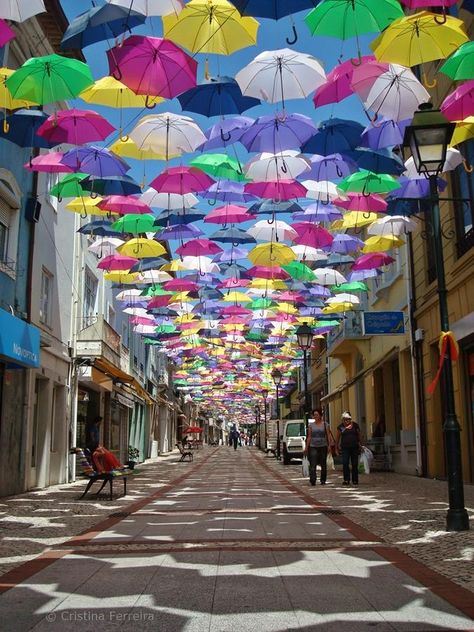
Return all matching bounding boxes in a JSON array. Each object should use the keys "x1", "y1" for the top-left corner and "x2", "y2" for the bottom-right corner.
[
  {"x1": 97, "y1": 254, "x2": 138, "y2": 271},
  {"x1": 150, "y1": 166, "x2": 214, "y2": 194},
  {"x1": 184, "y1": 426, "x2": 203, "y2": 433},
  {"x1": 352, "y1": 252, "x2": 395, "y2": 270}
]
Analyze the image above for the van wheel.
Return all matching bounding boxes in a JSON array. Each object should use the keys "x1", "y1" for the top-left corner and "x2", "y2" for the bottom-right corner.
[{"x1": 283, "y1": 451, "x2": 291, "y2": 465}]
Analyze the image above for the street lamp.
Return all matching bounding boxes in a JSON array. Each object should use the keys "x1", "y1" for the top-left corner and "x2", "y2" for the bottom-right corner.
[
  {"x1": 254, "y1": 403, "x2": 261, "y2": 449},
  {"x1": 296, "y1": 324, "x2": 314, "y2": 428},
  {"x1": 403, "y1": 103, "x2": 469, "y2": 532},
  {"x1": 271, "y1": 368, "x2": 283, "y2": 459},
  {"x1": 262, "y1": 388, "x2": 269, "y2": 453}
]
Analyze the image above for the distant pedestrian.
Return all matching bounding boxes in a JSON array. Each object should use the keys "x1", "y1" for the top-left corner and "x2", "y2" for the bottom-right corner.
[
  {"x1": 336, "y1": 411, "x2": 361, "y2": 486},
  {"x1": 230, "y1": 425, "x2": 239, "y2": 450},
  {"x1": 304, "y1": 408, "x2": 333, "y2": 486}
]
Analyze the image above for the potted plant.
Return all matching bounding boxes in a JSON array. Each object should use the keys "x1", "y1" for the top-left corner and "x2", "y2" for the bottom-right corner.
[{"x1": 127, "y1": 445, "x2": 140, "y2": 469}]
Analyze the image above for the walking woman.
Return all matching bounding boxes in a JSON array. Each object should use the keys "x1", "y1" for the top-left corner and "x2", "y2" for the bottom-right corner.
[
  {"x1": 336, "y1": 411, "x2": 361, "y2": 486},
  {"x1": 304, "y1": 408, "x2": 333, "y2": 486}
]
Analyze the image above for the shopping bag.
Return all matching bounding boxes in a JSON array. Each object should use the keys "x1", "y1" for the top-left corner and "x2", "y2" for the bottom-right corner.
[
  {"x1": 302, "y1": 456, "x2": 309, "y2": 478},
  {"x1": 326, "y1": 451, "x2": 335, "y2": 470},
  {"x1": 359, "y1": 452, "x2": 370, "y2": 474},
  {"x1": 362, "y1": 446, "x2": 374, "y2": 464}
]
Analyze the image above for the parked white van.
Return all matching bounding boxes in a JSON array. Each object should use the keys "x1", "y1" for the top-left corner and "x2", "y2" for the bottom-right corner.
[{"x1": 281, "y1": 420, "x2": 306, "y2": 464}]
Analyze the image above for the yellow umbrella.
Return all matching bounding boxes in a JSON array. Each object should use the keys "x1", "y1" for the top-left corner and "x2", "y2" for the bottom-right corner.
[
  {"x1": 322, "y1": 303, "x2": 355, "y2": 314},
  {"x1": 160, "y1": 259, "x2": 188, "y2": 272},
  {"x1": 175, "y1": 314, "x2": 197, "y2": 324},
  {"x1": 110, "y1": 138, "x2": 177, "y2": 161},
  {"x1": 248, "y1": 242, "x2": 296, "y2": 268},
  {"x1": 66, "y1": 196, "x2": 112, "y2": 215},
  {"x1": 370, "y1": 12, "x2": 468, "y2": 85},
  {"x1": 450, "y1": 117, "x2": 474, "y2": 147},
  {"x1": 163, "y1": 0, "x2": 259, "y2": 55},
  {"x1": 362, "y1": 235, "x2": 404, "y2": 253},
  {"x1": 103, "y1": 271, "x2": 139, "y2": 284},
  {"x1": 223, "y1": 291, "x2": 252, "y2": 302},
  {"x1": 275, "y1": 302, "x2": 298, "y2": 314},
  {"x1": 1, "y1": 67, "x2": 37, "y2": 112},
  {"x1": 79, "y1": 76, "x2": 163, "y2": 109},
  {"x1": 117, "y1": 239, "x2": 167, "y2": 259},
  {"x1": 248, "y1": 278, "x2": 287, "y2": 290},
  {"x1": 171, "y1": 291, "x2": 191, "y2": 302},
  {"x1": 337, "y1": 211, "x2": 379, "y2": 229}
]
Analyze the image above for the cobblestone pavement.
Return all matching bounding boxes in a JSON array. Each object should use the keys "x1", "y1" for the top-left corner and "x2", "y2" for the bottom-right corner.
[{"x1": 0, "y1": 446, "x2": 473, "y2": 631}]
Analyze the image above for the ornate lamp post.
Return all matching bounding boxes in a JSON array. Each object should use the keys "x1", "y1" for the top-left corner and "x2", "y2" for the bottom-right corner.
[
  {"x1": 296, "y1": 324, "x2": 314, "y2": 429},
  {"x1": 271, "y1": 368, "x2": 283, "y2": 459},
  {"x1": 403, "y1": 103, "x2": 469, "y2": 532},
  {"x1": 262, "y1": 388, "x2": 269, "y2": 453}
]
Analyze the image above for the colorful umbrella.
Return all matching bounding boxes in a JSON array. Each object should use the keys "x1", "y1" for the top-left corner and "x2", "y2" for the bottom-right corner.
[
  {"x1": 306, "y1": 153, "x2": 357, "y2": 181},
  {"x1": 247, "y1": 219, "x2": 298, "y2": 242},
  {"x1": 0, "y1": 20, "x2": 15, "y2": 47},
  {"x1": 141, "y1": 189, "x2": 199, "y2": 210},
  {"x1": 439, "y1": 41, "x2": 474, "y2": 81},
  {"x1": 0, "y1": 67, "x2": 37, "y2": 111},
  {"x1": 204, "y1": 204, "x2": 256, "y2": 224},
  {"x1": 162, "y1": 0, "x2": 259, "y2": 55},
  {"x1": 190, "y1": 154, "x2": 246, "y2": 181},
  {"x1": 36, "y1": 109, "x2": 115, "y2": 145},
  {"x1": 79, "y1": 76, "x2": 163, "y2": 109},
  {"x1": 200, "y1": 116, "x2": 254, "y2": 151},
  {"x1": 244, "y1": 180, "x2": 307, "y2": 201},
  {"x1": 80, "y1": 175, "x2": 142, "y2": 197},
  {"x1": 334, "y1": 191, "x2": 388, "y2": 212},
  {"x1": 107, "y1": 35, "x2": 197, "y2": 101},
  {"x1": 176, "y1": 239, "x2": 223, "y2": 256},
  {"x1": 360, "y1": 118, "x2": 410, "y2": 150},
  {"x1": 0, "y1": 0, "x2": 45, "y2": 22},
  {"x1": 97, "y1": 254, "x2": 139, "y2": 271},
  {"x1": 362, "y1": 235, "x2": 405, "y2": 252},
  {"x1": 88, "y1": 237, "x2": 125, "y2": 257},
  {"x1": 178, "y1": 76, "x2": 260, "y2": 117},
  {"x1": 352, "y1": 252, "x2": 395, "y2": 270},
  {"x1": 248, "y1": 242, "x2": 296, "y2": 267},
  {"x1": 50, "y1": 173, "x2": 88, "y2": 199},
  {"x1": 240, "y1": 113, "x2": 317, "y2": 153},
  {"x1": 61, "y1": 146, "x2": 130, "y2": 177},
  {"x1": 441, "y1": 81, "x2": 474, "y2": 121},
  {"x1": 302, "y1": 118, "x2": 363, "y2": 155},
  {"x1": 150, "y1": 166, "x2": 214, "y2": 194},
  {"x1": 24, "y1": 152, "x2": 74, "y2": 173},
  {"x1": 0, "y1": 108, "x2": 53, "y2": 148},
  {"x1": 291, "y1": 222, "x2": 334, "y2": 248},
  {"x1": 349, "y1": 148, "x2": 405, "y2": 175},
  {"x1": 244, "y1": 151, "x2": 310, "y2": 181},
  {"x1": 312, "y1": 56, "x2": 374, "y2": 108},
  {"x1": 118, "y1": 238, "x2": 167, "y2": 258},
  {"x1": 111, "y1": 214, "x2": 158, "y2": 233},
  {"x1": 338, "y1": 170, "x2": 400, "y2": 194},
  {"x1": 130, "y1": 112, "x2": 206, "y2": 159},
  {"x1": 108, "y1": 0, "x2": 184, "y2": 16}
]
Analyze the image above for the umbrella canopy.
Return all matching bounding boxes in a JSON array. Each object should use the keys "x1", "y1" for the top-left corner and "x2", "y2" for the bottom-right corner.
[
  {"x1": 368, "y1": 215, "x2": 417, "y2": 236},
  {"x1": 97, "y1": 254, "x2": 139, "y2": 271},
  {"x1": 0, "y1": 0, "x2": 45, "y2": 22},
  {"x1": 307, "y1": 153, "x2": 357, "y2": 181},
  {"x1": 312, "y1": 56, "x2": 374, "y2": 108},
  {"x1": 245, "y1": 179, "x2": 307, "y2": 201},
  {"x1": 248, "y1": 242, "x2": 296, "y2": 267},
  {"x1": 200, "y1": 116, "x2": 254, "y2": 151},
  {"x1": 441, "y1": 81, "x2": 474, "y2": 121},
  {"x1": 190, "y1": 154, "x2": 246, "y2": 181},
  {"x1": 50, "y1": 173, "x2": 87, "y2": 199},
  {"x1": 107, "y1": 35, "x2": 197, "y2": 100},
  {"x1": 338, "y1": 170, "x2": 400, "y2": 194},
  {"x1": 129, "y1": 112, "x2": 206, "y2": 158},
  {"x1": 25, "y1": 152, "x2": 74, "y2": 173},
  {"x1": 349, "y1": 148, "x2": 405, "y2": 175},
  {"x1": 244, "y1": 151, "x2": 310, "y2": 181},
  {"x1": 247, "y1": 219, "x2": 297, "y2": 242},
  {"x1": 210, "y1": 227, "x2": 256, "y2": 244},
  {"x1": 240, "y1": 113, "x2": 317, "y2": 153},
  {"x1": 291, "y1": 222, "x2": 334, "y2": 249},
  {"x1": 108, "y1": 0, "x2": 184, "y2": 16},
  {"x1": 36, "y1": 109, "x2": 115, "y2": 145},
  {"x1": 440, "y1": 41, "x2": 474, "y2": 81},
  {"x1": 204, "y1": 204, "x2": 256, "y2": 224},
  {"x1": 178, "y1": 76, "x2": 260, "y2": 117},
  {"x1": 78, "y1": 220, "x2": 119, "y2": 237},
  {"x1": 176, "y1": 238, "x2": 223, "y2": 256},
  {"x1": 0, "y1": 109, "x2": 53, "y2": 148},
  {"x1": 0, "y1": 20, "x2": 15, "y2": 47},
  {"x1": 6, "y1": 54, "x2": 94, "y2": 105},
  {"x1": 236, "y1": 48, "x2": 326, "y2": 106},
  {"x1": 150, "y1": 166, "x2": 214, "y2": 194},
  {"x1": 229, "y1": 0, "x2": 319, "y2": 19},
  {"x1": 302, "y1": 118, "x2": 364, "y2": 155},
  {"x1": 0, "y1": 67, "x2": 37, "y2": 110},
  {"x1": 79, "y1": 76, "x2": 163, "y2": 109},
  {"x1": 60, "y1": 4, "x2": 146, "y2": 50},
  {"x1": 141, "y1": 189, "x2": 198, "y2": 210},
  {"x1": 61, "y1": 146, "x2": 130, "y2": 177},
  {"x1": 118, "y1": 238, "x2": 167, "y2": 258},
  {"x1": 80, "y1": 175, "x2": 142, "y2": 197},
  {"x1": 361, "y1": 118, "x2": 410, "y2": 150},
  {"x1": 112, "y1": 214, "x2": 158, "y2": 233},
  {"x1": 334, "y1": 191, "x2": 388, "y2": 212},
  {"x1": 162, "y1": 0, "x2": 259, "y2": 55},
  {"x1": 352, "y1": 252, "x2": 395, "y2": 270}
]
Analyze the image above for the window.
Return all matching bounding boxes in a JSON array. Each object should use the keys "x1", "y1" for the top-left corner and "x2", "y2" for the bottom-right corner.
[
  {"x1": 107, "y1": 304, "x2": 115, "y2": 329},
  {"x1": 0, "y1": 221, "x2": 7, "y2": 262},
  {"x1": 451, "y1": 140, "x2": 474, "y2": 257},
  {"x1": 0, "y1": 193, "x2": 19, "y2": 276},
  {"x1": 83, "y1": 267, "x2": 98, "y2": 328},
  {"x1": 40, "y1": 268, "x2": 53, "y2": 326},
  {"x1": 122, "y1": 321, "x2": 129, "y2": 349}
]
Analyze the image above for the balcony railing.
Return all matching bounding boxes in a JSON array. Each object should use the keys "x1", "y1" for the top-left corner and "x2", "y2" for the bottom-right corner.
[{"x1": 76, "y1": 315, "x2": 122, "y2": 365}]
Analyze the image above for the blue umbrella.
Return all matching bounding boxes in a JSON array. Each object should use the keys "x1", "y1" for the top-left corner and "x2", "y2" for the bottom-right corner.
[
  {"x1": 292, "y1": 201, "x2": 342, "y2": 222},
  {"x1": 213, "y1": 246, "x2": 249, "y2": 262},
  {"x1": 241, "y1": 113, "x2": 317, "y2": 153},
  {"x1": 77, "y1": 220, "x2": 120, "y2": 237},
  {"x1": 348, "y1": 148, "x2": 405, "y2": 175},
  {"x1": 249, "y1": 200, "x2": 304, "y2": 215},
  {"x1": 209, "y1": 227, "x2": 256, "y2": 244},
  {"x1": 229, "y1": 0, "x2": 320, "y2": 19},
  {"x1": 61, "y1": 5, "x2": 146, "y2": 50},
  {"x1": 178, "y1": 76, "x2": 260, "y2": 117},
  {"x1": 0, "y1": 109, "x2": 53, "y2": 148},
  {"x1": 306, "y1": 153, "x2": 357, "y2": 180},
  {"x1": 62, "y1": 146, "x2": 130, "y2": 177},
  {"x1": 322, "y1": 253, "x2": 355, "y2": 266},
  {"x1": 302, "y1": 118, "x2": 364, "y2": 156},
  {"x1": 199, "y1": 116, "x2": 254, "y2": 151},
  {"x1": 129, "y1": 257, "x2": 168, "y2": 272},
  {"x1": 201, "y1": 180, "x2": 257, "y2": 204},
  {"x1": 80, "y1": 174, "x2": 142, "y2": 196},
  {"x1": 387, "y1": 176, "x2": 447, "y2": 200},
  {"x1": 159, "y1": 223, "x2": 203, "y2": 240},
  {"x1": 154, "y1": 209, "x2": 205, "y2": 226},
  {"x1": 360, "y1": 118, "x2": 410, "y2": 150},
  {"x1": 331, "y1": 233, "x2": 365, "y2": 254},
  {"x1": 462, "y1": 0, "x2": 474, "y2": 12}
]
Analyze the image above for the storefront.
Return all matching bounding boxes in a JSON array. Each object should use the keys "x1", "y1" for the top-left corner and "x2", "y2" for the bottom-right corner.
[{"x1": 0, "y1": 309, "x2": 40, "y2": 496}]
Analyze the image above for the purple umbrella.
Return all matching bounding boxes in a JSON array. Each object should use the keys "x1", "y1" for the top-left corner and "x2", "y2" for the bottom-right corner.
[
  {"x1": 240, "y1": 113, "x2": 317, "y2": 153},
  {"x1": 201, "y1": 180, "x2": 257, "y2": 204},
  {"x1": 292, "y1": 201, "x2": 342, "y2": 223},
  {"x1": 159, "y1": 223, "x2": 203, "y2": 240},
  {"x1": 306, "y1": 153, "x2": 357, "y2": 181},
  {"x1": 361, "y1": 118, "x2": 411, "y2": 150},
  {"x1": 348, "y1": 268, "x2": 381, "y2": 281},
  {"x1": 61, "y1": 146, "x2": 130, "y2": 177},
  {"x1": 331, "y1": 233, "x2": 365, "y2": 254},
  {"x1": 199, "y1": 116, "x2": 255, "y2": 151},
  {"x1": 212, "y1": 246, "x2": 249, "y2": 262},
  {"x1": 0, "y1": 19, "x2": 15, "y2": 47},
  {"x1": 388, "y1": 176, "x2": 447, "y2": 199},
  {"x1": 308, "y1": 285, "x2": 331, "y2": 298}
]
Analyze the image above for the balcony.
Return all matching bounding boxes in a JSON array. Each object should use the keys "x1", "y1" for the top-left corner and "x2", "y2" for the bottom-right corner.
[
  {"x1": 76, "y1": 315, "x2": 122, "y2": 367},
  {"x1": 326, "y1": 311, "x2": 371, "y2": 358}
]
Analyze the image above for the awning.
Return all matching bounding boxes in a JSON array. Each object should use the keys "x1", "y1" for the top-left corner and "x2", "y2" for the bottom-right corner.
[
  {"x1": 93, "y1": 358, "x2": 154, "y2": 404},
  {"x1": 321, "y1": 346, "x2": 399, "y2": 404}
]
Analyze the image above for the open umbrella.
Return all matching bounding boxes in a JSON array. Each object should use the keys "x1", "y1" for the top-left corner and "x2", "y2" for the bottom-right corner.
[
  {"x1": 190, "y1": 154, "x2": 246, "y2": 181},
  {"x1": 80, "y1": 175, "x2": 142, "y2": 197},
  {"x1": 176, "y1": 238, "x2": 223, "y2": 256},
  {"x1": 112, "y1": 214, "x2": 158, "y2": 234},
  {"x1": 245, "y1": 180, "x2": 307, "y2": 201},
  {"x1": 141, "y1": 189, "x2": 199, "y2": 210},
  {"x1": 291, "y1": 222, "x2": 334, "y2": 249},
  {"x1": 162, "y1": 0, "x2": 259, "y2": 55},
  {"x1": 25, "y1": 152, "x2": 74, "y2": 173},
  {"x1": 352, "y1": 252, "x2": 395, "y2": 270},
  {"x1": 368, "y1": 215, "x2": 417, "y2": 236},
  {"x1": 248, "y1": 242, "x2": 296, "y2": 267},
  {"x1": 0, "y1": 0, "x2": 45, "y2": 22},
  {"x1": 0, "y1": 20, "x2": 15, "y2": 47},
  {"x1": 439, "y1": 41, "x2": 474, "y2": 81},
  {"x1": 247, "y1": 220, "x2": 298, "y2": 242},
  {"x1": 50, "y1": 173, "x2": 88, "y2": 199},
  {"x1": 107, "y1": 35, "x2": 197, "y2": 102},
  {"x1": 61, "y1": 146, "x2": 130, "y2": 177},
  {"x1": 302, "y1": 118, "x2": 363, "y2": 155},
  {"x1": 244, "y1": 151, "x2": 310, "y2": 181},
  {"x1": 236, "y1": 48, "x2": 326, "y2": 107},
  {"x1": 0, "y1": 109, "x2": 52, "y2": 148},
  {"x1": 204, "y1": 204, "x2": 256, "y2": 224},
  {"x1": 108, "y1": 0, "x2": 184, "y2": 16},
  {"x1": 178, "y1": 76, "x2": 260, "y2": 117},
  {"x1": 361, "y1": 118, "x2": 410, "y2": 150},
  {"x1": 36, "y1": 109, "x2": 115, "y2": 145},
  {"x1": 312, "y1": 56, "x2": 374, "y2": 108},
  {"x1": 97, "y1": 254, "x2": 139, "y2": 271},
  {"x1": 349, "y1": 148, "x2": 405, "y2": 175},
  {"x1": 79, "y1": 76, "x2": 163, "y2": 109},
  {"x1": 150, "y1": 166, "x2": 214, "y2": 194},
  {"x1": 240, "y1": 113, "x2": 317, "y2": 153},
  {"x1": 130, "y1": 112, "x2": 206, "y2": 159},
  {"x1": 307, "y1": 153, "x2": 357, "y2": 181},
  {"x1": 6, "y1": 54, "x2": 94, "y2": 105},
  {"x1": 0, "y1": 67, "x2": 37, "y2": 111},
  {"x1": 338, "y1": 170, "x2": 400, "y2": 194},
  {"x1": 78, "y1": 220, "x2": 119, "y2": 237},
  {"x1": 441, "y1": 81, "x2": 474, "y2": 121},
  {"x1": 88, "y1": 237, "x2": 125, "y2": 257},
  {"x1": 118, "y1": 238, "x2": 167, "y2": 258},
  {"x1": 200, "y1": 116, "x2": 254, "y2": 151}
]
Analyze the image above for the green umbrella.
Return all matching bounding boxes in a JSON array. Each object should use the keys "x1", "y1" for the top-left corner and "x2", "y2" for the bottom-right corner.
[
  {"x1": 6, "y1": 54, "x2": 94, "y2": 105},
  {"x1": 305, "y1": 0, "x2": 403, "y2": 40},
  {"x1": 330, "y1": 281, "x2": 368, "y2": 292},
  {"x1": 282, "y1": 261, "x2": 315, "y2": 282},
  {"x1": 140, "y1": 287, "x2": 172, "y2": 296},
  {"x1": 190, "y1": 154, "x2": 247, "y2": 182},
  {"x1": 440, "y1": 41, "x2": 474, "y2": 81},
  {"x1": 338, "y1": 170, "x2": 400, "y2": 194},
  {"x1": 247, "y1": 331, "x2": 267, "y2": 341},
  {"x1": 249, "y1": 297, "x2": 274, "y2": 310},
  {"x1": 112, "y1": 214, "x2": 159, "y2": 234},
  {"x1": 49, "y1": 173, "x2": 88, "y2": 199},
  {"x1": 155, "y1": 324, "x2": 177, "y2": 334}
]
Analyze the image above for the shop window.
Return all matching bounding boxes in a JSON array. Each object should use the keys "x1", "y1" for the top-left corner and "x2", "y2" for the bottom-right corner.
[
  {"x1": 40, "y1": 267, "x2": 53, "y2": 326},
  {"x1": 83, "y1": 267, "x2": 98, "y2": 328},
  {"x1": 451, "y1": 140, "x2": 474, "y2": 257}
]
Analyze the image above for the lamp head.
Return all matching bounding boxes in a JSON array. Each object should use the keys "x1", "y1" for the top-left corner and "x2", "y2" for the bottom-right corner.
[
  {"x1": 296, "y1": 323, "x2": 314, "y2": 350},
  {"x1": 271, "y1": 368, "x2": 282, "y2": 386}
]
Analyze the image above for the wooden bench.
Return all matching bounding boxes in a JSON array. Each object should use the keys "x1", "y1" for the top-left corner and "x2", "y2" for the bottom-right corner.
[
  {"x1": 176, "y1": 443, "x2": 193, "y2": 462},
  {"x1": 72, "y1": 448, "x2": 133, "y2": 501}
]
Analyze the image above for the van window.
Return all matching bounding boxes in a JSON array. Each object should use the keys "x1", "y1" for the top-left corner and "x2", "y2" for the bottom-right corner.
[{"x1": 285, "y1": 422, "x2": 306, "y2": 437}]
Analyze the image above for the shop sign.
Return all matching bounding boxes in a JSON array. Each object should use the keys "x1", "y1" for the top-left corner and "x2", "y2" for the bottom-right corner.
[
  {"x1": 363, "y1": 311, "x2": 405, "y2": 335},
  {"x1": 0, "y1": 309, "x2": 40, "y2": 368}
]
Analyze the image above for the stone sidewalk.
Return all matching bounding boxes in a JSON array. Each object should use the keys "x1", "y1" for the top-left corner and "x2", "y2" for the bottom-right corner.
[{"x1": 0, "y1": 446, "x2": 473, "y2": 631}]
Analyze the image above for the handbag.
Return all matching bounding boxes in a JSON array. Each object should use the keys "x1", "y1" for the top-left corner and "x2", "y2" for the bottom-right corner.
[
  {"x1": 302, "y1": 456, "x2": 309, "y2": 478},
  {"x1": 326, "y1": 451, "x2": 335, "y2": 470}
]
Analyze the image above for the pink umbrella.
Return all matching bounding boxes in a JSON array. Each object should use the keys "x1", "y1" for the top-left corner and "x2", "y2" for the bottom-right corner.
[
  {"x1": 247, "y1": 266, "x2": 289, "y2": 280},
  {"x1": 441, "y1": 80, "x2": 474, "y2": 121},
  {"x1": 352, "y1": 252, "x2": 395, "y2": 270},
  {"x1": 24, "y1": 152, "x2": 74, "y2": 173},
  {"x1": 291, "y1": 222, "x2": 334, "y2": 249},
  {"x1": 107, "y1": 35, "x2": 197, "y2": 102},
  {"x1": 313, "y1": 56, "x2": 374, "y2": 108},
  {"x1": 97, "y1": 254, "x2": 138, "y2": 270},
  {"x1": 218, "y1": 278, "x2": 251, "y2": 288},
  {"x1": 148, "y1": 295, "x2": 173, "y2": 309},
  {"x1": 150, "y1": 166, "x2": 214, "y2": 194},
  {"x1": 244, "y1": 180, "x2": 307, "y2": 201},
  {"x1": 350, "y1": 60, "x2": 391, "y2": 101},
  {"x1": 204, "y1": 204, "x2": 256, "y2": 224},
  {"x1": 0, "y1": 19, "x2": 15, "y2": 47},
  {"x1": 163, "y1": 278, "x2": 199, "y2": 291},
  {"x1": 276, "y1": 291, "x2": 305, "y2": 302},
  {"x1": 219, "y1": 305, "x2": 252, "y2": 316},
  {"x1": 36, "y1": 109, "x2": 115, "y2": 145},
  {"x1": 130, "y1": 316, "x2": 156, "y2": 325},
  {"x1": 176, "y1": 238, "x2": 223, "y2": 257},
  {"x1": 98, "y1": 195, "x2": 152, "y2": 215},
  {"x1": 400, "y1": 0, "x2": 457, "y2": 6},
  {"x1": 334, "y1": 192, "x2": 388, "y2": 213}
]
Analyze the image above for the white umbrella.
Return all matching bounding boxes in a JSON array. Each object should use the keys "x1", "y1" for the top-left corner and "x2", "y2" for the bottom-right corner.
[
  {"x1": 134, "y1": 270, "x2": 173, "y2": 284},
  {"x1": 326, "y1": 293, "x2": 360, "y2": 305},
  {"x1": 180, "y1": 256, "x2": 220, "y2": 273},
  {"x1": 140, "y1": 189, "x2": 198, "y2": 209},
  {"x1": 247, "y1": 219, "x2": 297, "y2": 242},
  {"x1": 235, "y1": 48, "x2": 326, "y2": 106},
  {"x1": 313, "y1": 268, "x2": 347, "y2": 286},
  {"x1": 356, "y1": 65, "x2": 429, "y2": 122},
  {"x1": 134, "y1": 324, "x2": 159, "y2": 334},
  {"x1": 403, "y1": 148, "x2": 463, "y2": 177},
  {"x1": 123, "y1": 307, "x2": 153, "y2": 317},
  {"x1": 368, "y1": 215, "x2": 417, "y2": 236},
  {"x1": 107, "y1": 0, "x2": 184, "y2": 16},
  {"x1": 301, "y1": 180, "x2": 340, "y2": 201},
  {"x1": 87, "y1": 237, "x2": 125, "y2": 257},
  {"x1": 1, "y1": 0, "x2": 45, "y2": 21},
  {"x1": 244, "y1": 151, "x2": 310, "y2": 181},
  {"x1": 168, "y1": 302, "x2": 195, "y2": 313},
  {"x1": 116, "y1": 289, "x2": 150, "y2": 302},
  {"x1": 291, "y1": 245, "x2": 328, "y2": 262},
  {"x1": 130, "y1": 112, "x2": 206, "y2": 158}
]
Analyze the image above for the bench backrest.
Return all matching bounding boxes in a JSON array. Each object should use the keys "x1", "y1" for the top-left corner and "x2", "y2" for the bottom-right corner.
[{"x1": 74, "y1": 448, "x2": 96, "y2": 477}]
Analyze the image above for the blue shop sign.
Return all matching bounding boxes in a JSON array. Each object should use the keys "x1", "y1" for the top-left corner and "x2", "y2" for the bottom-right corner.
[
  {"x1": 0, "y1": 309, "x2": 40, "y2": 368},
  {"x1": 363, "y1": 311, "x2": 405, "y2": 336}
]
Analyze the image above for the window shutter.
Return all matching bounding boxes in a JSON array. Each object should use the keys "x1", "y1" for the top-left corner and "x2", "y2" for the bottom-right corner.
[{"x1": 0, "y1": 197, "x2": 12, "y2": 227}]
